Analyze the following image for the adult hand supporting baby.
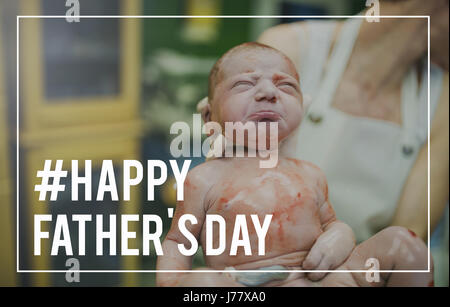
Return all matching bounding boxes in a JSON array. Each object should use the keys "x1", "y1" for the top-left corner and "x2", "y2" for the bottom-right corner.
[{"x1": 303, "y1": 220, "x2": 355, "y2": 281}]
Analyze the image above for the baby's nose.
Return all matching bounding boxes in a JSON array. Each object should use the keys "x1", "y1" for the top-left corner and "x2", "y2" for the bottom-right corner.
[{"x1": 254, "y1": 81, "x2": 278, "y2": 103}]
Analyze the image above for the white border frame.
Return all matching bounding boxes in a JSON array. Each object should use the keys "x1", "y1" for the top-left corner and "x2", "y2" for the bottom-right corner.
[{"x1": 17, "y1": 15, "x2": 431, "y2": 274}]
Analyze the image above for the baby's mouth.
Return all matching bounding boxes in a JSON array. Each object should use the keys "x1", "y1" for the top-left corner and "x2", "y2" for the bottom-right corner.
[
  {"x1": 259, "y1": 118, "x2": 275, "y2": 122},
  {"x1": 248, "y1": 111, "x2": 281, "y2": 123}
]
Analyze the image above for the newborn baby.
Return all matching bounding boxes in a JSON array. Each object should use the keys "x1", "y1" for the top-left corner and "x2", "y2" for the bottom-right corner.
[{"x1": 157, "y1": 43, "x2": 432, "y2": 287}]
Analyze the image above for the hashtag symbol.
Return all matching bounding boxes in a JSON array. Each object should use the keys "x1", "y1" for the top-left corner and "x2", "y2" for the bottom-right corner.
[{"x1": 34, "y1": 160, "x2": 68, "y2": 201}]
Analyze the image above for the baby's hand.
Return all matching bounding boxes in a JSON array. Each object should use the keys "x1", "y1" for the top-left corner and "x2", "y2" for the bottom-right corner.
[{"x1": 302, "y1": 221, "x2": 355, "y2": 281}]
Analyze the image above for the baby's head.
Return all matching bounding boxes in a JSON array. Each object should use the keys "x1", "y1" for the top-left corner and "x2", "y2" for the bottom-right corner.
[{"x1": 203, "y1": 42, "x2": 304, "y2": 144}]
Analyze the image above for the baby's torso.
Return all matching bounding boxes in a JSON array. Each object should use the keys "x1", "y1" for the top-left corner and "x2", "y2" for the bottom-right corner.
[{"x1": 200, "y1": 157, "x2": 326, "y2": 269}]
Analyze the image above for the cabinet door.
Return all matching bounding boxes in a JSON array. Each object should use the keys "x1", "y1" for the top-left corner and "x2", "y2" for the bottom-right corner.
[
  {"x1": 23, "y1": 137, "x2": 141, "y2": 286},
  {"x1": 20, "y1": 0, "x2": 141, "y2": 132}
]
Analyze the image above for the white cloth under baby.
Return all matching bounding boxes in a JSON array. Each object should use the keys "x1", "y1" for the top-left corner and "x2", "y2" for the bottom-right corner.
[
  {"x1": 289, "y1": 18, "x2": 444, "y2": 242},
  {"x1": 225, "y1": 265, "x2": 289, "y2": 286}
]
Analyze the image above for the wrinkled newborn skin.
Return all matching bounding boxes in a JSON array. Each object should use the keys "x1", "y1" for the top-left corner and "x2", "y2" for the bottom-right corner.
[
  {"x1": 156, "y1": 44, "x2": 432, "y2": 287},
  {"x1": 202, "y1": 157, "x2": 330, "y2": 270}
]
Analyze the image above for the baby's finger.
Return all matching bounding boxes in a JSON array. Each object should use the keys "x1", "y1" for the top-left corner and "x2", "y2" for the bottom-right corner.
[
  {"x1": 302, "y1": 247, "x2": 323, "y2": 270},
  {"x1": 306, "y1": 258, "x2": 331, "y2": 281}
]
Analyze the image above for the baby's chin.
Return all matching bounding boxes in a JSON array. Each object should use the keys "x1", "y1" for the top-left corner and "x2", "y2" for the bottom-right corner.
[{"x1": 221, "y1": 120, "x2": 292, "y2": 151}]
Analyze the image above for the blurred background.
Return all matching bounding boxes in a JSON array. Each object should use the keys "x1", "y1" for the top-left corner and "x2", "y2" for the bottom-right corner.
[{"x1": 0, "y1": 0, "x2": 446, "y2": 287}]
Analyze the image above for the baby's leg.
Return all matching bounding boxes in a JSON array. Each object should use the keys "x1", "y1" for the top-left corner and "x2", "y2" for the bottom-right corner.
[{"x1": 320, "y1": 226, "x2": 433, "y2": 287}]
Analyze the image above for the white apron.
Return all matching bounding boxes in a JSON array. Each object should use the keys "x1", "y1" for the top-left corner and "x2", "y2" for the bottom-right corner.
[{"x1": 291, "y1": 18, "x2": 444, "y2": 242}]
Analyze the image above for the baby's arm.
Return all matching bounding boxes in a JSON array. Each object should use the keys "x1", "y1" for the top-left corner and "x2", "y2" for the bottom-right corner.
[
  {"x1": 156, "y1": 165, "x2": 209, "y2": 286},
  {"x1": 302, "y1": 170, "x2": 355, "y2": 281},
  {"x1": 156, "y1": 162, "x2": 241, "y2": 287}
]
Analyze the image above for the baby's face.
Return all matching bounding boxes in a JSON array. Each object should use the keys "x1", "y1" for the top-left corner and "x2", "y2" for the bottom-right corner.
[{"x1": 210, "y1": 49, "x2": 304, "y2": 144}]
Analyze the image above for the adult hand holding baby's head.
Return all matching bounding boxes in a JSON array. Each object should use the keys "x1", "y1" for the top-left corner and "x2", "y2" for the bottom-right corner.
[{"x1": 197, "y1": 97, "x2": 210, "y2": 123}]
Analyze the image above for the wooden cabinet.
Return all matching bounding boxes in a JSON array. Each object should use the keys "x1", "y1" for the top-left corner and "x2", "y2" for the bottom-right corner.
[{"x1": 17, "y1": 0, "x2": 143, "y2": 286}]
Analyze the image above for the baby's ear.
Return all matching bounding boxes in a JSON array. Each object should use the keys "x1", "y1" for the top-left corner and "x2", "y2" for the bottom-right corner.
[{"x1": 197, "y1": 97, "x2": 211, "y2": 122}]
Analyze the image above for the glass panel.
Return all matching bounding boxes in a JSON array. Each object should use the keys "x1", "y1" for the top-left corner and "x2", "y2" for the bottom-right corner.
[{"x1": 41, "y1": 0, "x2": 120, "y2": 101}]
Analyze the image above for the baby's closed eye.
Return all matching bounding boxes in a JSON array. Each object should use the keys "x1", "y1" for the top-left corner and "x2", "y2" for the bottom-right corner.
[
  {"x1": 232, "y1": 80, "x2": 254, "y2": 89},
  {"x1": 277, "y1": 82, "x2": 299, "y2": 94}
]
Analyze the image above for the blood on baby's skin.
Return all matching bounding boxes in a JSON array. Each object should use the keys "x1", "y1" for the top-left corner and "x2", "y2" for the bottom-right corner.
[
  {"x1": 277, "y1": 220, "x2": 285, "y2": 240},
  {"x1": 201, "y1": 158, "x2": 325, "y2": 261},
  {"x1": 265, "y1": 230, "x2": 274, "y2": 250},
  {"x1": 271, "y1": 196, "x2": 304, "y2": 242},
  {"x1": 215, "y1": 197, "x2": 227, "y2": 211},
  {"x1": 272, "y1": 73, "x2": 285, "y2": 83},
  {"x1": 184, "y1": 178, "x2": 198, "y2": 191},
  {"x1": 219, "y1": 197, "x2": 228, "y2": 205},
  {"x1": 408, "y1": 229, "x2": 417, "y2": 237}
]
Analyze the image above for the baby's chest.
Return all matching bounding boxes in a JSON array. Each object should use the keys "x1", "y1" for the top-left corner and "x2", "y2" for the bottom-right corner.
[{"x1": 206, "y1": 168, "x2": 321, "y2": 219}]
